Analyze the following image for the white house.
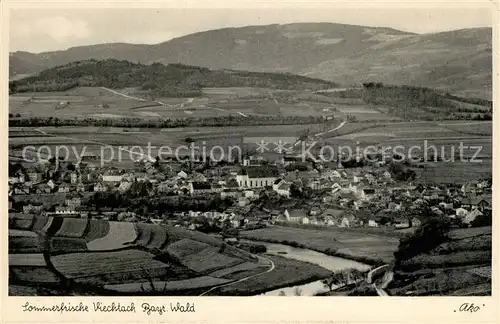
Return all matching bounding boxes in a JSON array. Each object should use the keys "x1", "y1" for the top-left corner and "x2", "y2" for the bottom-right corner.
[
  {"x1": 65, "y1": 196, "x2": 82, "y2": 208},
  {"x1": 70, "y1": 172, "x2": 78, "y2": 184},
  {"x1": 238, "y1": 197, "x2": 250, "y2": 207},
  {"x1": 189, "y1": 182, "x2": 213, "y2": 195},
  {"x1": 284, "y1": 209, "x2": 304, "y2": 223},
  {"x1": 176, "y1": 171, "x2": 188, "y2": 179},
  {"x1": 102, "y1": 174, "x2": 123, "y2": 183},
  {"x1": 339, "y1": 216, "x2": 353, "y2": 228},
  {"x1": 27, "y1": 172, "x2": 42, "y2": 182},
  {"x1": 455, "y1": 207, "x2": 468, "y2": 218},
  {"x1": 93, "y1": 182, "x2": 107, "y2": 192},
  {"x1": 55, "y1": 206, "x2": 77, "y2": 215},
  {"x1": 23, "y1": 204, "x2": 43, "y2": 214},
  {"x1": 58, "y1": 184, "x2": 70, "y2": 193},
  {"x1": 361, "y1": 188, "x2": 376, "y2": 201},
  {"x1": 273, "y1": 180, "x2": 291, "y2": 197},
  {"x1": 331, "y1": 182, "x2": 342, "y2": 194},
  {"x1": 463, "y1": 209, "x2": 483, "y2": 225},
  {"x1": 118, "y1": 180, "x2": 132, "y2": 192}
]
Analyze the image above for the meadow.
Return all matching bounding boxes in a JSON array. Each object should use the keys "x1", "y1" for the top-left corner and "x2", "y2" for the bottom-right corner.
[
  {"x1": 240, "y1": 226, "x2": 399, "y2": 264},
  {"x1": 205, "y1": 254, "x2": 332, "y2": 296},
  {"x1": 9, "y1": 85, "x2": 412, "y2": 124}
]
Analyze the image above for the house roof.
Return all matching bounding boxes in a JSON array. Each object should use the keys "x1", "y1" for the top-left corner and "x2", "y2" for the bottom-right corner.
[
  {"x1": 286, "y1": 209, "x2": 307, "y2": 219},
  {"x1": 192, "y1": 182, "x2": 212, "y2": 190},
  {"x1": 322, "y1": 208, "x2": 345, "y2": 218},
  {"x1": 240, "y1": 166, "x2": 280, "y2": 178},
  {"x1": 343, "y1": 214, "x2": 356, "y2": 222}
]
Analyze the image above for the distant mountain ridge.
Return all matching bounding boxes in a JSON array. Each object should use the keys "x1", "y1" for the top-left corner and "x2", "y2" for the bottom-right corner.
[{"x1": 9, "y1": 23, "x2": 492, "y2": 98}]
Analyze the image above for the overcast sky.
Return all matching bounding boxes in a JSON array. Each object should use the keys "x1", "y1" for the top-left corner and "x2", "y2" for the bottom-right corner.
[{"x1": 9, "y1": 7, "x2": 492, "y2": 53}]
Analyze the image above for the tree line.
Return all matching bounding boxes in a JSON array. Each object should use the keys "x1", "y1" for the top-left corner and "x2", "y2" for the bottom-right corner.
[
  {"x1": 361, "y1": 82, "x2": 492, "y2": 121},
  {"x1": 9, "y1": 115, "x2": 326, "y2": 128}
]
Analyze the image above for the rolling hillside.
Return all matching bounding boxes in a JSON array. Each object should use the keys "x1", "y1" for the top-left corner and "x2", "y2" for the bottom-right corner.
[
  {"x1": 388, "y1": 223, "x2": 491, "y2": 296},
  {"x1": 9, "y1": 214, "x2": 271, "y2": 295},
  {"x1": 9, "y1": 59, "x2": 337, "y2": 96},
  {"x1": 9, "y1": 23, "x2": 492, "y2": 98}
]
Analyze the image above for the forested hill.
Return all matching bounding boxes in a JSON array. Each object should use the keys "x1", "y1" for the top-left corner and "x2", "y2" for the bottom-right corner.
[{"x1": 8, "y1": 59, "x2": 337, "y2": 97}]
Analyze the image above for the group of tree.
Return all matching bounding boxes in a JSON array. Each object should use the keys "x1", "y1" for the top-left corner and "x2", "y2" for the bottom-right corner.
[
  {"x1": 360, "y1": 82, "x2": 492, "y2": 121},
  {"x1": 9, "y1": 115, "x2": 325, "y2": 129},
  {"x1": 387, "y1": 162, "x2": 417, "y2": 181},
  {"x1": 88, "y1": 190, "x2": 235, "y2": 217},
  {"x1": 322, "y1": 268, "x2": 368, "y2": 292},
  {"x1": 393, "y1": 216, "x2": 452, "y2": 264},
  {"x1": 9, "y1": 59, "x2": 335, "y2": 95}
]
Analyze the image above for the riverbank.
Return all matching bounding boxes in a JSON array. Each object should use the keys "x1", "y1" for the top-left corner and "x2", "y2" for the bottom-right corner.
[
  {"x1": 240, "y1": 227, "x2": 396, "y2": 266},
  {"x1": 202, "y1": 254, "x2": 332, "y2": 296}
]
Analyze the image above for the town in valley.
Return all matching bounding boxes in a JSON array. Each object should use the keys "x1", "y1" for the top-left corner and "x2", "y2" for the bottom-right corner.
[{"x1": 8, "y1": 8, "x2": 493, "y2": 297}]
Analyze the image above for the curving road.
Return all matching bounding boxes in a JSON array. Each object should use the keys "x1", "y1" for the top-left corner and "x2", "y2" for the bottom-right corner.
[
  {"x1": 198, "y1": 255, "x2": 276, "y2": 296},
  {"x1": 314, "y1": 121, "x2": 347, "y2": 137},
  {"x1": 100, "y1": 86, "x2": 166, "y2": 106},
  {"x1": 34, "y1": 128, "x2": 156, "y2": 162},
  {"x1": 366, "y1": 264, "x2": 392, "y2": 296}
]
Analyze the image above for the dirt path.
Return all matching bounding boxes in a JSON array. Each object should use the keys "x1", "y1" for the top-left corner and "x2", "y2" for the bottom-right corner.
[
  {"x1": 198, "y1": 255, "x2": 276, "y2": 296},
  {"x1": 314, "y1": 121, "x2": 347, "y2": 137},
  {"x1": 100, "y1": 87, "x2": 167, "y2": 106}
]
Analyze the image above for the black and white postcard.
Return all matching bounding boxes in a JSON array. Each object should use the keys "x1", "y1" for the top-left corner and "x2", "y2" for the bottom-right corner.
[{"x1": 2, "y1": 1, "x2": 498, "y2": 323}]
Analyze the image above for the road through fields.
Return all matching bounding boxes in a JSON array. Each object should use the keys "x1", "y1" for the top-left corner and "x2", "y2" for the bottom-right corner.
[{"x1": 198, "y1": 255, "x2": 275, "y2": 296}]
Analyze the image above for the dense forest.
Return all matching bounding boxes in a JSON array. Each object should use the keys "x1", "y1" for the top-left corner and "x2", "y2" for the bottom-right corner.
[
  {"x1": 361, "y1": 82, "x2": 492, "y2": 121},
  {"x1": 8, "y1": 59, "x2": 337, "y2": 96}
]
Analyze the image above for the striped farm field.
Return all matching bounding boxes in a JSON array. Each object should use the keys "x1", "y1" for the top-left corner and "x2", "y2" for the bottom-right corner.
[
  {"x1": 166, "y1": 239, "x2": 214, "y2": 259},
  {"x1": 9, "y1": 229, "x2": 37, "y2": 237},
  {"x1": 45, "y1": 217, "x2": 64, "y2": 237},
  {"x1": 9, "y1": 254, "x2": 58, "y2": 284},
  {"x1": 9, "y1": 214, "x2": 34, "y2": 230},
  {"x1": 40, "y1": 217, "x2": 54, "y2": 232},
  {"x1": 9, "y1": 219, "x2": 267, "y2": 294},
  {"x1": 55, "y1": 218, "x2": 89, "y2": 238},
  {"x1": 146, "y1": 226, "x2": 167, "y2": 250},
  {"x1": 31, "y1": 216, "x2": 50, "y2": 232},
  {"x1": 51, "y1": 249, "x2": 170, "y2": 279},
  {"x1": 105, "y1": 276, "x2": 232, "y2": 293},
  {"x1": 9, "y1": 234, "x2": 44, "y2": 253},
  {"x1": 167, "y1": 226, "x2": 224, "y2": 247},
  {"x1": 134, "y1": 223, "x2": 154, "y2": 246},
  {"x1": 209, "y1": 261, "x2": 263, "y2": 279},
  {"x1": 181, "y1": 249, "x2": 243, "y2": 273},
  {"x1": 221, "y1": 244, "x2": 258, "y2": 262},
  {"x1": 9, "y1": 253, "x2": 47, "y2": 267},
  {"x1": 86, "y1": 221, "x2": 137, "y2": 251},
  {"x1": 84, "y1": 219, "x2": 110, "y2": 242},
  {"x1": 10, "y1": 267, "x2": 60, "y2": 284},
  {"x1": 51, "y1": 237, "x2": 88, "y2": 254},
  {"x1": 448, "y1": 226, "x2": 492, "y2": 240}
]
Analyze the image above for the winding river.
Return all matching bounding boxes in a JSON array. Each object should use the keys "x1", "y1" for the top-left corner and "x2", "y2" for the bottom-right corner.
[{"x1": 242, "y1": 240, "x2": 371, "y2": 296}]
